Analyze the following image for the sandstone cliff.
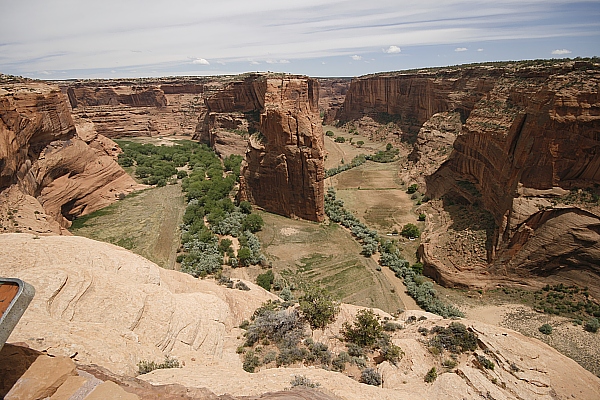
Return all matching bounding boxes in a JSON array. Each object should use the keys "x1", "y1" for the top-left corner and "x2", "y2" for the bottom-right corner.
[
  {"x1": 3, "y1": 233, "x2": 599, "y2": 400},
  {"x1": 0, "y1": 78, "x2": 140, "y2": 232},
  {"x1": 202, "y1": 74, "x2": 325, "y2": 222},
  {"x1": 338, "y1": 60, "x2": 600, "y2": 291},
  {"x1": 57, "y1": 77, "x2": 218, "y2": 139}
]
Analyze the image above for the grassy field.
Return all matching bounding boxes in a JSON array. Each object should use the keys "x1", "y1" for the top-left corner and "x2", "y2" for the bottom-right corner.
[
  {"x1": 70, "y1": 183, "x2": 186, "y2": 270},
  {"x1": 250, "y1": 211, "x2": 405, "y2": 313}
]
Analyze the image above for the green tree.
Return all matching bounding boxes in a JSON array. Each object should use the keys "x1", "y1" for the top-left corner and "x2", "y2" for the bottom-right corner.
[
  {"x1": 401, "y1": 223, "x2": 420, "y2": 238},
  {"x1": 356, "y1": 140, "x2": 364, "y2": 147},
  {"x1": 299, "y1": 286, "x2": 340, "y2": 330},
  {"x1": 325, "y1": 130, "x2": 334, "y2": 137},
  {"x1": 218, "y1": 238, "x2": 233, "y2": 255},
  {"x1": 243, "y1": 214, "x2": 264, "y2": 233},
  {"x1": 342, "y1": 309, "x2": 383, "y2": 348},
  {"x1": 334, "y1": 136, "x2": 346, "y2": 143},
  {"x1": 238, "y1": 247, "x2": 252, "y2": 266},
  {"x1": 256, "y1": 270, "x2": 275, "y2": 291},
  {"x1": 239, "y1": 200, "x2": 252, "y2": 214}
]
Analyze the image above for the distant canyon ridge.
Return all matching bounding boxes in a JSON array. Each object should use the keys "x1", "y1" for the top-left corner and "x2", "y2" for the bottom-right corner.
[{"x1": 1, "y1": 59, "x2": 599, "y2": 294}]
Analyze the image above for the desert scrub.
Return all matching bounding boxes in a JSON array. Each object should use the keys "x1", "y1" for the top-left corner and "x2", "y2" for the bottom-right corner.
[
  {"x1": 342, "y1": 309, "x2": 403, "y2": 365},
  {"x1": 137, "y1": 355, "x2": 180, "y2": 375},
  {"x1": 476, "y1": 354, "x2": 495, "y2": 370},
  {"x1": 585, "y1": 318, "x2": 599, "y2": 333},
  {"x1": 298, "y1": 285, "x2": 340, "y2": 330},
  {"x1": 290, "y1": 375, "x2": 321, "y2": 388},
  {"x1": 243, "y1": 350, "x2": 261, "y2": 372},
  {"x1": 428, "y1": 322, "x2": 478, "y2": 354},
  {"x1": 360, "y1": 368, "x2": 382, "y2": 386},
  {"x1": 424, "y1": 367, "x2": 437, "y2": 383},
  {"x1": 538, "y1": 323, "x2": 553, "y2": 335}
]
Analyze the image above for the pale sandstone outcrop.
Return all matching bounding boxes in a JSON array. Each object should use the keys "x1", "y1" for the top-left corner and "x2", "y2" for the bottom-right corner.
[
  {"x1": 0, "y1": 81, "x2": 141, "y2": 232},
  {"x1": 2, "y1": 234, "x2": 598, "y2": 400},
  {"x1": 5, "y1": 355, "x2": 77, "y2": 400},
  {"x1": 201, "y1": 74, "x2": 325, "y2": 222}
]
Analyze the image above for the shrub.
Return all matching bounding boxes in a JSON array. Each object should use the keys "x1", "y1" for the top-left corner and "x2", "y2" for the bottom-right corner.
[
  {"x1": 476, "y1": 354, "x2": 495, "y2": 370},
  {"x1": 585, "y1": 318, "x2": 599, "y2": 333},
  {"x1": 539, "y1": 323, "x2": 553, "y2": 335},
  {"x1": 239, "y1": 200, "x2": 252, "y2": 214},
  {"x1": 429, "y1": 322, "x2": 478, "y2": 353},
  {"x1": 334, "y1": 136, "x2": 346, "y2": 143},
  {"x1": 443, "y1": 358, "x2": 457, "y2": 369},
  {"x1": 138, "y1": 355, "x2": 180, "y2": 375},
  {"x1": 256, "y1": 270, "x2": 275, "y2": 291},
  {"x1": 407, "y1": 184, "x2": 419, "y2": 194},
  {"x1": 279, "y1": 287, "x2": 294, "y2": 301},
  {"x1": 360, "y1": 368, "x2": 382, "y2": 386},
  {"x1": 299, "y1": 286, "x2": 340, "y2": 330},
  {"x1": 235, "y1": 281, "x2": 250, "y2": 291},
  {"x1": 290, "y1": 375, "x2": 320, "y2": 388},
  {"x1": 342, "y1": 309, "x2": 383, "y2": 348},
  {"x1": 400, "y1": 223, "x2": 420, "y2": 238},
  {"x1": 383, "y1": 321, "x2": 403, "y2": 331},
  {"x1": 332, "y1": 351, "x2": 351, "y2": 371},
  {"x1": 356, "y1": 140, "x2": 364, "y2": 147},
  {"x1": 243, "y1": 350, "x2": 261, "y2": 372},
  {"x1": 418, "y1": 213, "x2": 426, "y2": 221},
  {"x1": 325, "y1": 130, "x2": 335, "y2": 137},
  {"x1": 424, "y1": 367, "x2": 437, "y2": 383}
]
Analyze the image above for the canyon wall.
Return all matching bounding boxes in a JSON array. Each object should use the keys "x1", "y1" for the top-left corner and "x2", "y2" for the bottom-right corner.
[
  {"x1": 339, "y1": 60, "x2": 600, "y2": 289},
  {"x1": 202, "y1": 74, "x2": 325, "y2": 221},
  {"x1": 55, "y1": 77, "x2": 220, "y2": 139},
  {"x1": 0, "y1": 77, "x2": 140, "y2": 233}
]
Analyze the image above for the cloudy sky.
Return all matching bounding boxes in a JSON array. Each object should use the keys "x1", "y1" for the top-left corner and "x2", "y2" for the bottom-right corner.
[{"x1": 1, "y1": 0, "x2": 599, "y2": 79}]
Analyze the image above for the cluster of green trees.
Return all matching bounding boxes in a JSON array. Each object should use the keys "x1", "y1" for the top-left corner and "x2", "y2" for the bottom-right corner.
[
  {"x1": 118, "y1": 140, "x2": 263, "y2": 278},
  {"x1": 325, "y1": 188, "x2": 379, "y2": 255},
  {"x1": 325, "y1": 155, "x2": 367, "y2": 178},
  {"x1": 365, "y1": 143, "x2": 399, "y2": 163},
  {"x1": 116, "y1": 140, "x2": 203, "y2": 186}
]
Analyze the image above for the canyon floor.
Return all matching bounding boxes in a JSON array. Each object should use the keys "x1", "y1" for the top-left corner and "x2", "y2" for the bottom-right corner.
[{"x1": 67, "y1": 132, "x2": 600, "y2": 380}]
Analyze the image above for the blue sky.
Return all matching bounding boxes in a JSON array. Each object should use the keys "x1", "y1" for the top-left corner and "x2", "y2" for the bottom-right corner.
[{"x1": 1, "y1": 0, "x2": 599, "y2": 79}]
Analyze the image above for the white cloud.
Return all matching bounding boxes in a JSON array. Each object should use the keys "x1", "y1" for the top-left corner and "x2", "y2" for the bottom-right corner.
[
  {"x1": 477, "y1": 48, "x2": 484, "y2": 52},
  {"x1": 192, "y1": 58, "x2": 210, "y2": 65},
  {"x1": 351, "y1": 55, "x2": 362, "y2": 61},
  {"x1": 455, "y1": 47, "x2": 468, "y2": 52},
  {"x1": 250, "y1": 61, "x2": 260, "y2": 65},
  {"x1": 266, "y1": 59, "x2": 290, "y2": 64},
  {"x1": 384, "y1": 45, "x2": 401, "y2": 54},
  {"x1": 551, "y1": 49, "x2": 572, "y2": 55}
]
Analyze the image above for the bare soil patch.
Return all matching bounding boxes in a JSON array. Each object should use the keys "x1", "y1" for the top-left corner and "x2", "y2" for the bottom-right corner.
[{"x1": 322, "y1": 125, "x2": 385, "y2": 169}]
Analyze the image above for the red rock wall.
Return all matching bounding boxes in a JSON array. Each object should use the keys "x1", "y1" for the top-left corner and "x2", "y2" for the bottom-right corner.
[
  {"x1": 339, "y1": 61, "x2": 600, "y2": 286},
  {"x1": 205, "y1": 75, "x2": 324, "y2": 221},
  {"x1": 0, "y1": 81, "x2": 140, "y2": 233}
]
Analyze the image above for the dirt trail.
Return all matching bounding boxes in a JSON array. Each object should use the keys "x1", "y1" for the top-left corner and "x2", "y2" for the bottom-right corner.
[{"x1": 380, "y1": 266, "x2": 420, "y2": 310}]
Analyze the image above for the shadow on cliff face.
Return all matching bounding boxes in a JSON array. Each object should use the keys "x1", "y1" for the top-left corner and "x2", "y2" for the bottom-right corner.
[{"x1": 441, "y1": 191, "x2": 496, "y2": 262}]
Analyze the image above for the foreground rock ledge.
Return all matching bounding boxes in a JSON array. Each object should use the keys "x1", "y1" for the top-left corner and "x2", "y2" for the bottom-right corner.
[{"x1": 1, "y1": 234, "x2": 599, "y2": 399}]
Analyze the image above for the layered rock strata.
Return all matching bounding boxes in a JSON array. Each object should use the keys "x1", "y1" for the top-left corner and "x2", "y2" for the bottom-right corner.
[
  {"x1": 339, "y1": 60, "x2": 600, "y2": 290},
  {"x1": 55, "y1": 77, "x2": 218, "y2": 139},
  {"x1": 202, "y1": 74, "x2": 325, "y2": 222},
  {"x1": 0, "y1": 78, "x2": 140, "y2": 233}
]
